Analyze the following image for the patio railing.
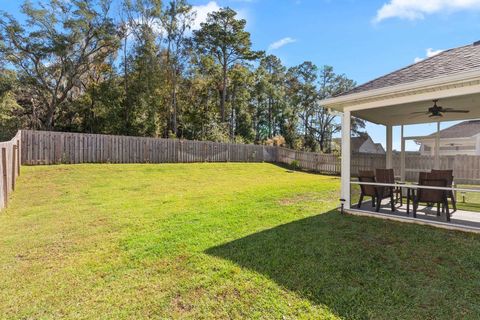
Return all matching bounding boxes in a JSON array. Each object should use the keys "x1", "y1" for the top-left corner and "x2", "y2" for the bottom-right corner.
[{"x1": 349, "y1": 180, "x2": 480, "y2": 232}]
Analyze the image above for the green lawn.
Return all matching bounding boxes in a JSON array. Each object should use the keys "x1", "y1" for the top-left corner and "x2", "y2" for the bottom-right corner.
[{"x1": 1, "y1": 163, "x2": 480, "y2": 319}]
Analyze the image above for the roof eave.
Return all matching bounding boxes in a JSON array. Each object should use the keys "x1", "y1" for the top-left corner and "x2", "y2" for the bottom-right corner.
[
  {"x1": 321, "y1": 69, "x2": 480, "y2": 112},
  {"x1": 415, "y1": 137, "x2": 475, "y2": 142}
]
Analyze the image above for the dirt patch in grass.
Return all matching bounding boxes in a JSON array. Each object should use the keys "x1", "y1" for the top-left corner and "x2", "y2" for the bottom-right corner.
[
  {"x1": 171, "y1": 294, "x2": 194, "y2": 312},
  {"x1": 278, "y1": 193, "x2": 322, "y2": 206},
  {"x1": 278, "y1": 191, "x2": 338, "y2": 207}
]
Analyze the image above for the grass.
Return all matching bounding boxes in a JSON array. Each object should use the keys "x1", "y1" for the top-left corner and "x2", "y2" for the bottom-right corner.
[
  {"x1": 0, "y1": 163, "x2": 479, "y2": 319},
  {"x1": 456, "y1": 185, "x2": 480, "y2": 212}
]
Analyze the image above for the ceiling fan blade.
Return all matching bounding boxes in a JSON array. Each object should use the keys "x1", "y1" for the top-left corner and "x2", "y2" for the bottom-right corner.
[
  {"x1": 443, "y1": 109, "x2": 470, "y2": 113},
  {"x1": 410, "y1": 111, "x2": 428, "y2": 115},
  {"x1": 409, "y1": 113, "x2": 426, "y2": 119}
]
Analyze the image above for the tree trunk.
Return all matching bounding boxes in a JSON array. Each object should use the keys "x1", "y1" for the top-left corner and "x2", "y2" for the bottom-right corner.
[
  {"x1": 319, "y1": 135, "x2": 325, "y2": 153},
  {"x1": 268, "y1": 97, "x2": 272, "y2": 138},
  {"x1": 221, "y1": 61, "x2": 227, "y2": 123},
  {"x1": 230, "y1": 86, "x2": 236, "y2": 141},
  {"x1": 45, "y1": 100, "x2": 56, "y2": 130},
  {"x1": 304, "y1": 119, "x2": 308, "y2": 142},
  {"x1": 253, "y1": 111, "x2": 259, "y2": 142},
  {"x1": 88, "y1": 86, "x2": 96, "y2": 133},
  {"x1": 123, "y1": 36, "x2": 130, "y2": 134},
  {"x1": 172, "y1": 68, "x2": 178, "y2": 136}
]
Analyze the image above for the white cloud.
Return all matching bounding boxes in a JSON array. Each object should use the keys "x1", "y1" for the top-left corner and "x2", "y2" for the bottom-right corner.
[
  {"x1": 126, "y1": 1, "x2": 230, "y2": 37},
  {"x1": 190, "y1": 1, "x2": 249, "y2": 30},
  {"x1": 374, "y1": 0, "x2": 480, "y2": 22},
  {"x1": 191, "y1": 1, "x2": 221, "y2": 30},
  {"x1": 414, "y1": 48, "x2": 444, "y2": 63},
  {"x1": 268, "y1": 37, "x2": 297, "y2": 50}
]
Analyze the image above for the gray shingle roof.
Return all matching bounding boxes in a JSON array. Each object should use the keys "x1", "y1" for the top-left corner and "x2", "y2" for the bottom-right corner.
[
  {"x1": 426, "y1": 120, "x2": 480, "y2": 139},
  {"x1": 340, "y1": 41, "x2": 480, "y2": 96},
  {"x1": 333, "y1": 135, "x2": 369, "y2": 152}
]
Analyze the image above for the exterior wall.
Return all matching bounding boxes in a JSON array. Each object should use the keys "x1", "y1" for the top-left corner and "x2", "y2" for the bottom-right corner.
[{"x1": 419, "y1": 137, "x2": 477, "y2": 156}]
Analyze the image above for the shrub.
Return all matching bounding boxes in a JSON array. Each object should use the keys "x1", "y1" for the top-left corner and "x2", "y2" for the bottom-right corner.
[
  {"x1": 290, "y1": 160, "x2": 300, "y2": 171},
  {"x1": 265, "y1": 135, "x2": 286, "y2": 147}
]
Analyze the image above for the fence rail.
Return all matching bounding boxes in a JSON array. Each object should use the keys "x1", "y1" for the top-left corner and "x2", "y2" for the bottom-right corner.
[{"x1": 0, "y1": 131, "x2": 21, "y2": 210}]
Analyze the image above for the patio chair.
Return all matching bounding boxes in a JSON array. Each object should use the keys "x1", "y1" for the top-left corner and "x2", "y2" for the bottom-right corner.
[
  {"x1": 416, "y1": 171, "x2": 429, "y2": 205},
  {"x1": 412, "y1": 171, "x2": 443, "y2": 214},
  {"x1": 418, "y1": 171, "x2": 428, "y2": 182},
  {"x1": 413, "y1": 174, "x2": 450, "y2": 221},
  {"x1": 431, "y1": 169, "x2": 456, "y2": 212},
  {"x1": 357, "y1": 170, "x2": 376, "y2": 209},
  {"x1": 374, "y1": 168, "x2": 396, "y2": 212}
]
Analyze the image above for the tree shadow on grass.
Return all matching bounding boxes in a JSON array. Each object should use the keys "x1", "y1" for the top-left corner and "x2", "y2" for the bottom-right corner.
[{"x1": 206, "y1": 211, "x2": 480, "y2": 319}]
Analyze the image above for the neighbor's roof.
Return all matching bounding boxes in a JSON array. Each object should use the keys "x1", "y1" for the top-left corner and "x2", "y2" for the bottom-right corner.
[
  {"x1": 351, "y1": 135, "x2": 369, "y2": 151},
  {"x1": 339, "y1": 41, "x2": 480, "y2": 97},
  {"x1": 423, "y1": 120, "x2": 480, "y2": 139},
  {"x1": 374, "y1": 143, "x2": 385, "y2": 153},
  {"x1": 333, "y1": 135, "x2": 370, "y2": 152}
]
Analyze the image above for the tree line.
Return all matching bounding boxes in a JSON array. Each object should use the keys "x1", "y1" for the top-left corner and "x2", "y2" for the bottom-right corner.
[{"x1": 0, "y1": 0, "x2": 364, "y2": 152}]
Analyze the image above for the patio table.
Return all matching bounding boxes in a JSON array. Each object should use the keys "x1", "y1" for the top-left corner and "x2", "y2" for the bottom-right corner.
[
  {"x1": 350, "y1": 181, "x2": 479, "y2": 221},
  {"x1": 395, "y1": 181, "x2": 405, "y2": 206},
  {"x1": 405, "y1": 183, "x2": 418, "y2": 217}
]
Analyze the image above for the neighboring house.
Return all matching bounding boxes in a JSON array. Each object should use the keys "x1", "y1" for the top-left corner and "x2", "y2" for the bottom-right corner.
[
  {"x1": 333, "y1": 134, "x2": 385, "y2": 154},
  {"x1": 416, "y1": 120, "x2": 480, "y2": 156}
]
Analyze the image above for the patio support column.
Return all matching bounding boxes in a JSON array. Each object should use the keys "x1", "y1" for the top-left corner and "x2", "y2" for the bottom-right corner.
[
  {"x1": 386, "y1": 125, "x2": 393, "y2": 169},
  {"x1": 400, "y1": 125, "x2": 406, "y2": 182},
  {"x1": 434, "y1": 122, "x2": 440, "y2": 169},
  {"x1": 341, "y1": 110, "x2": 351, "y2": 209},
  {"x1": 476, "y1": 136, "x2": 480, "y2": 156}
]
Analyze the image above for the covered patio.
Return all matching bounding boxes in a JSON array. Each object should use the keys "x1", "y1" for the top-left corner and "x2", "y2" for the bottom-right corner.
[{"x1": 322, "y1": 41, "x2": 480, "y2": 233}]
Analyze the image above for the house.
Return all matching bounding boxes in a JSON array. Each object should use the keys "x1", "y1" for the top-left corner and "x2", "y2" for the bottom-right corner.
[
  {"x1": 416, "y1": 120, "x2": 480, "y2": 156},
  {"x1": 320, "y1": 40, "x2": 480, "y2": 231},
  {"x1": 332, "y1": 134, "x2": 385, "y2": 154}
]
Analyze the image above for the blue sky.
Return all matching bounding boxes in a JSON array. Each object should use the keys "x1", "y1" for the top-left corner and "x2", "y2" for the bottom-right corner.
[{"x1": 2, "y1": 0, "x2": 480, "y2": 150}]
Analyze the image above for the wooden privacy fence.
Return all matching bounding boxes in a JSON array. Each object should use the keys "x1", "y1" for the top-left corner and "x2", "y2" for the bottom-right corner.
[
  {"x1": 21, "y1": 130, "x2": 278, "y2": 165},
  {"x1": 20, "y1": 130, "x2": 342, "y2": 174},
  {"x1": 0, "y1": 131, "x2": 21, "y2": 210},
  {"x1": 277, "y1": 147, "x2": 340, "y2": 174},
  {"x1": 16, "y1": 130, "x2": 480, "y2": 185}
]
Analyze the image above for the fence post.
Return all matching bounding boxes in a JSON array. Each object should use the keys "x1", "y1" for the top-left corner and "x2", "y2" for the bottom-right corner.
[
  {"x1": 12, "y1": 145, "x2": 16, "y2": 191},
  {"x1": 2, "y1": 147, "x2": 7, "y2": 208},
  {"x1": 16, "y1": 140, "x2": 20, "y2": 176}
]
